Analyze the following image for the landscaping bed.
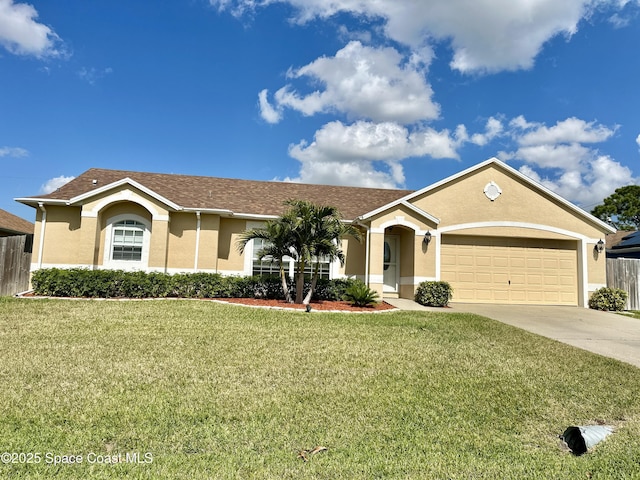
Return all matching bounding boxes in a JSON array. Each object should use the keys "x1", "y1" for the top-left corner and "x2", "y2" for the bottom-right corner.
[{"x1": 219, "y1": 297, "x2": 395, "y2": 312}]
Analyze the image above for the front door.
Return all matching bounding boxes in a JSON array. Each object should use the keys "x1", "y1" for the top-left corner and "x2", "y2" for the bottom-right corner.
[{"x1": 383, "y1": 235, "x2": 399, "y2": 293}]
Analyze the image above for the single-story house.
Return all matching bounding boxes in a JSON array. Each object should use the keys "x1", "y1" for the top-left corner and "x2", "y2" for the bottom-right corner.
[
  {"x1": 15, "y1": 157, "x2": 614, "y2": 306},
  {"x1": 0, "y1": 208, "x2": 34, "y2": 237}
]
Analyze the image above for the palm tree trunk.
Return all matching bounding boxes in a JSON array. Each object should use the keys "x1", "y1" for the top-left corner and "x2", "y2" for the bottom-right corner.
[
  {"x1": 303, "y1": 262, "x2": 320, "y2": 305},
  {"x1": 295, "y1": 261, "x2": 305, "y2": 304},
  {"x1": 279, "y1": 264, "x2": 292, "y2": 303}
]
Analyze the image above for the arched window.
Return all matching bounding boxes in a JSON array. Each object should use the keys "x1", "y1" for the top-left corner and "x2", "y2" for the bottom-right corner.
[{"x1": 103, "y1": 214, "x2": 150, "y2": 269}]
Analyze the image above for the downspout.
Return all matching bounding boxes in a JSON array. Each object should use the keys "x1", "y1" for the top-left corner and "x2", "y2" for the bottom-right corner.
[
  {"x1": 37, "y1": 202, "x2": 47, "y2": 270},
  {"x1": 364, "y1": 225, "x2": 371, "y2": 287},
  {"x1": 194, "y1": 211, "x2": 201, "y2": 272}
]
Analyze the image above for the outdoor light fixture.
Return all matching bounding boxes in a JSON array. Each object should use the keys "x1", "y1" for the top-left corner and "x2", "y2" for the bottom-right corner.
[
  {"x1": 596, "y1": 239, "x2": 605, "y2": 253},
  {"x1": 423, "y1": 231, "x2": 432, "y2": 245}
]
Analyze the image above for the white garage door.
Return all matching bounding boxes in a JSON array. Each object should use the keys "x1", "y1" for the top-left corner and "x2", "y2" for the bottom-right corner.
[{"x1": 441, "y1": 235, "x2": 578, "y2": 305}]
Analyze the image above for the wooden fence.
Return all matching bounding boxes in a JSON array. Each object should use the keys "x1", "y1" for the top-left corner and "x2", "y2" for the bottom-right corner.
[
  {"x1": 607, "y1": 258, "x2": 640, "y2": 310},
  {"x1": 0, "y1": 235, "x2": 32, "y2": 296}
]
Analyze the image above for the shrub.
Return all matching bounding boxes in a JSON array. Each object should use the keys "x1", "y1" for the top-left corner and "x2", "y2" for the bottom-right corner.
[
  {"x1": 415, "y1": 281, "x2": 453, "y2": 307},
  {"x1": 30, "y1": 269, "x2": 363, "y2": 301},
  {"x1": 589, "y1": 287, "x2": 628, "y2": 311},
  {"x1": 342, "y1": 280, "x2": 380, "y2": 307}
]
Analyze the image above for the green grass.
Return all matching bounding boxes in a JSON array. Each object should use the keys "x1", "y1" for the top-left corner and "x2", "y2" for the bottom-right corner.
[{"x1": 1, "y1": 297, "x2": 640, "y2": 479}]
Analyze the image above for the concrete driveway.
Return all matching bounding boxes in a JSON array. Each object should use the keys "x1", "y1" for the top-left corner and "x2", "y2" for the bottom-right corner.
[{"x1": 385, "y1": 298, "x2": 640, "y2": 368}]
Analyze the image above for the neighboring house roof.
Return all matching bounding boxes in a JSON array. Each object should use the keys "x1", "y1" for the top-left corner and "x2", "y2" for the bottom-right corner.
[
  {"x1": 611, "y1": 230, "x2": 640, "y2": 250},
  {"x1": 0, "y1": 208, "x2": 34, "y2": 235},
  {"x1": 606, "y1": 230, "x2": 630, "y2": 249},
  {"x1": 606, "y1": 230, "x2": 640, "y2": 258},
  {"x1": 15, "y1": 168, "x2": 414, "y2": 221}
]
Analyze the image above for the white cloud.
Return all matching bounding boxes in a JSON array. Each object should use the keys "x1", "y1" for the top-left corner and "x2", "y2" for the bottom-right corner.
[
  {"x1": 77, "y1": 67, "x2": 113, "y2": 86},
  {"x1": 520, "y1": 155, "x2": 634, "y2": 207},
  {"x1": 514, "y1": 117, "x2": 617, "y2": 146},
  {"x1": 0, "y1": 146, "x2": 28, "y2": 157},
  {"x1": 505, "y1": 116, "x2": 634, "y2": 206},
  {"x1": 636, "y1": 133, "x2": 640, "y2": 149},
  {"x1": 469, "y1": 117, "x2": 504, "y2": 146},
  {"x1": 258, "y1": 89, "x2": 282, "y2": 123},
  {"x1": 284, "y1": 120, "x2": 479, "y2": 188},
  {"x1": 0, "y1": 0, "x2": 64, "y2": 58},
  {"x1": 263, "y1": 41, "x2": 439, "y2": 124},
  {"x1": 211, "y1": 0, "x2": 627, "y2": 73},
  {"x1": 40, "y1": 176, "x2": 75, "y2": 194}
]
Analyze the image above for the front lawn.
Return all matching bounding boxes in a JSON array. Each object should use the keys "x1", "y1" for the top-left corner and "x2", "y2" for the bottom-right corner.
[{"x1": 1, "y1": 297, "x2": 639, "y2": 479}]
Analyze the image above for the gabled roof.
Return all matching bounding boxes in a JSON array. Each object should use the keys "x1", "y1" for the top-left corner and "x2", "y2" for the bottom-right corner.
[
  {"x1": 358, "y1": 157, "x2": 615, "y2": 233},
  {"x1": 0, "y1": 208, "x2": 34, "y2": 235},
  {"x1": 16, "y1": 168, "x2": 414, "y2": 221}
]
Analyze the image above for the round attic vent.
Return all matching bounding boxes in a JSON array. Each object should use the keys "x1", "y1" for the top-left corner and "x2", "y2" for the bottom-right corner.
[{"x1": 484, "y1": 181, "x2": 502, "y2": 201}]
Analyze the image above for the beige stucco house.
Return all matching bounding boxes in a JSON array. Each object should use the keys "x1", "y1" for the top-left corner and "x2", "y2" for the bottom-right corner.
[{"x1": 16, "y1": 158, "x2": 614, "y2": 306}]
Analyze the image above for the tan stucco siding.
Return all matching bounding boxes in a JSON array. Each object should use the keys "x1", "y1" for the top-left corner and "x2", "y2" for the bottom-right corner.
[
  {"x1": 587, "y1": 245, "x2": 607, "y2": 292},
  {"x1": 445, "y1": 226, "x2": 580, "y2": 240},
  {"x1": 340, "y1": 235, "x2": 365, "y2": 277},
  {"x1": 198, "y1": 214, "x2": 220, "y2": 270},
  {"x1": 100, "y1": 202, "x2": 153, "y2": 223},
  {"x1": 411, "y1": 165, "x2": 604, "y2": 238},
  {"x1": 368, "y1": 231, "x2": 385, "y2": 296},
  {"x1": 77, "y1": 215, "x2": 100, "y2": 266},
  {"x1": 167, "y1": 212, "x2": 197, "y2": 270},
  {"x1": 36, "y1": 206, "x2": 82, "y2": 265},
  {"x1": 370, "y1": 204, "x2": 435, "y2": 231},
  {"x1": 148, "y1": 219, "x2": 169, "y2": 270},
  {"x1": 216, "y1": 218, "x2": 247, "y2": 273},
  {"x1": 82, "y1": 186, "x2": 170, "y2": 220}
]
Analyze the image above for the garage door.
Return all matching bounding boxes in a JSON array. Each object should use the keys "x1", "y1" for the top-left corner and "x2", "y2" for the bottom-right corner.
[{"x1": 440, "y1": 235, "x2": 578, "y2": 305}]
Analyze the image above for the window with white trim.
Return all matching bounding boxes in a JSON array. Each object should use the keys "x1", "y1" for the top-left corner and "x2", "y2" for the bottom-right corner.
[
  {"x1": 251, "y1": 239, "x2": 331, "y2": 279},
  {"x1": 103, "y1": 214, "x2": 151, "y2": 270},
  {"x1": 111, "y1": 220, "x2": 145, "y2": 261},
  {"x1": 252, "y1": 238, "x2": 282, "y2": 277}
]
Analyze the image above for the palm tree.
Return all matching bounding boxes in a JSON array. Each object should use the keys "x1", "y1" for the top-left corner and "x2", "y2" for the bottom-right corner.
[
  {"x1": 283, "y1": 200, "x2": 362, "y2": 304},
  {"x1": 237, "y1": 217, "x2": 295, "y2": 303},
  {"x1": 238, "y1": 200, "x2": 362, "y2": 305}
]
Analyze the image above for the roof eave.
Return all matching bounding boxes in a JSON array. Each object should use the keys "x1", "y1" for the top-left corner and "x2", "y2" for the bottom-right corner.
[
  {"x1": 14, "y1": 197, "x2": 69, "y2": 207},
  {"x1": 67, "y1": 177, "x2": 183, "y2": 211},
  {"x1": 355, "y1": 199, "x2": 441, "y2": 225}
]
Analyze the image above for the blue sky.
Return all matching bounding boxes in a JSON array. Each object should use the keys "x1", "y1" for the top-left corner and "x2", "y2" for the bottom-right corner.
[{"x1": 2, "y1": 0, "x2": 640, "y2": 222}]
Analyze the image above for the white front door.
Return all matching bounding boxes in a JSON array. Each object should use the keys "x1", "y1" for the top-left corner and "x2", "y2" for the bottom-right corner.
[{"x1": 383, "y1": 235, "x2": 399, "y2": 293}]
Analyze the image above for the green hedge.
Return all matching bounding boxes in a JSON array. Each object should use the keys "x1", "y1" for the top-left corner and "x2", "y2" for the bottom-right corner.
[
  {"x1": 415, "y1": 281, "x2": 453, "y2": 307},
  {"x1": 30, "y1": 268, "x2": 359, "y2": 301},
  {"x1": 588, "y1": 287, "x2": 628, "y2": 311}
]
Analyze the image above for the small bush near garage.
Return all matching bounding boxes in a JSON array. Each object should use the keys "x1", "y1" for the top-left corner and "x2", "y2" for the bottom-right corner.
[
  {"x1": 588, "y1": 287, "x2": 628, "y2": 311},
  {"x1": 415, "y1": 281, "x2": 453, "y2": 307}
]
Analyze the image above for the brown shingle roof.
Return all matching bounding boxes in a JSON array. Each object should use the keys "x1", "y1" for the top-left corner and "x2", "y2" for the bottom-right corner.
[
  {"x1": 0, "y1": 208, "x2": 34, "y2": 235},
  {"x1": 21, "y1": 168, "x2": 414, "y2": 220},
  {"x1": 606, "y1": 230, "x2": 636, "y2": 249}
]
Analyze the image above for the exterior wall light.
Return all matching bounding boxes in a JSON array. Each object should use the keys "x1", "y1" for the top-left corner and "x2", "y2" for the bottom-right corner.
[
  {"x1": 596, "y1": 239, "x2": 605, "y2": 253},
  {"x1": 423, "y1": 231, "x2": 432, "y2": 245}
]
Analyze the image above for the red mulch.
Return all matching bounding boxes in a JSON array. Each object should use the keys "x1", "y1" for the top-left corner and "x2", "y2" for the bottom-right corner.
[{"x1": 218, "y1": 298, "x2": 396, "y2": 312}]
